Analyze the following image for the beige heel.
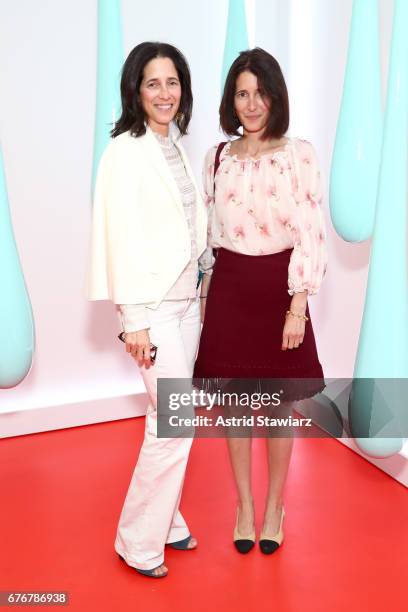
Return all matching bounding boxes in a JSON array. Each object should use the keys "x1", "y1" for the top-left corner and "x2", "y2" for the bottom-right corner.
[
  {"x1": 234, "y1": 507, "x2": 256, "y2": 554},
  {"x1": 259, "y1": 506, "x2": 285, "y2": 554}
]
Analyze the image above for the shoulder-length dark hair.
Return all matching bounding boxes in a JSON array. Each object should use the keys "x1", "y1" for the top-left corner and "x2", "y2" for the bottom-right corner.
[
  {"x1": 220, "y1": 47, "x2": 289, "y2": 141},
  {"x1": 111, "y1": 42, "x2": 193, "y2": 138}
]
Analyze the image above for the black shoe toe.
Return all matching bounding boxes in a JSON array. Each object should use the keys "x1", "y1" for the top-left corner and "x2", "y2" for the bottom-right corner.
[
  {"x1": 234, "y1": 539, "x2": 255, "y2": 554},
  {"x1": 259, "y1": 539, "x2": 280, "y2": 555}
]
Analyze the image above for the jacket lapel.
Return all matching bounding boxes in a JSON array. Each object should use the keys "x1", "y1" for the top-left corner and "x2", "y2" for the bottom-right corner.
[{"x1": 136, "y1": 125, "x2": 207, "y2": 255}]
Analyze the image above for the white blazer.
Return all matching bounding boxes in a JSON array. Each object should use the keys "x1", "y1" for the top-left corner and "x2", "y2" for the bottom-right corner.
[{"x1": 87, "y1": 126, "x2": 208, "y2": 308}]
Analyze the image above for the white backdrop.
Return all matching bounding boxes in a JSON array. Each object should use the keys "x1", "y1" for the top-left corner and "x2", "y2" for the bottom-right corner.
[{"x1": 0, "y1": 1, "x2": 399, "y2": 429}]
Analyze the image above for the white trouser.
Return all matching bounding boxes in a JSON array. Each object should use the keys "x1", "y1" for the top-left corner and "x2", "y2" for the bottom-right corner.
[{"x1": 114, "y1": 297, "x2": 200, "y2": 570}]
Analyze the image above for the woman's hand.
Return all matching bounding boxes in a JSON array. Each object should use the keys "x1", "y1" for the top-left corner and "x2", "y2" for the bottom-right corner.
[
  {"x1": 200, "y1": 297, "x2": 207, "y2": 324},
  {"x1": 281, "y1": 315, "x2": 305, "y2": 350},
  {"x1": 199, "y1": 273, "x2": 212, "y2": 324},
  {"x1": 124, "y1": 329, "x2": 153, "y2": 367},
  {"x1": 281, "y1": 291, "x2": 307, "y2": 350}
]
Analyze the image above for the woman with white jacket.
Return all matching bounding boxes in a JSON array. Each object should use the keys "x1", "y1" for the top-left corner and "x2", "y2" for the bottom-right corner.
[{"x1": 87, "y1": 42, "x2": 209, "y2": 578}]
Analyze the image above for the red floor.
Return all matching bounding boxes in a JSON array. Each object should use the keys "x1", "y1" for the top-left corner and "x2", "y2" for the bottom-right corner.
[{"x1": 1, "y1": 417, "x2": 407, "y2": 612}]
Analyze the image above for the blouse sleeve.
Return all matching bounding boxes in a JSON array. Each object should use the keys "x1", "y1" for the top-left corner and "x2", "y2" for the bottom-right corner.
[
  {"x1": 197, "y1": 145, "x2": 218, "y2": 276},
  {"x1": 287, "y1": 140, "x2": 328, "y2": 296}
]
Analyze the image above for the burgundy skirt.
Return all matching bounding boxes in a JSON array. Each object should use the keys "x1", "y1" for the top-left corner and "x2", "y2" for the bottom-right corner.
[{"x1": 193, "y1": 247, "x2": 325, "y2": 401}]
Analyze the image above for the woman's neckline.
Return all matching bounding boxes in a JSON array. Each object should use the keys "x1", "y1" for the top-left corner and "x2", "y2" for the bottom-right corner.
[
  {"x1": 147, "y1": 122, "x2": 182, "y2": 146},
  {"x1": 224, "y1": 137, "x2": 292, "y2": 162},
  {"x1": 152, "y1": 130, "x2": 173, "y2": 147}
]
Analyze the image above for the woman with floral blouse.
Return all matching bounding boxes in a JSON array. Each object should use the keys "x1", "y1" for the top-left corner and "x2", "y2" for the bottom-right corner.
[{"x1": 194, "y1": 48, "x2": 327, "y2": 556}]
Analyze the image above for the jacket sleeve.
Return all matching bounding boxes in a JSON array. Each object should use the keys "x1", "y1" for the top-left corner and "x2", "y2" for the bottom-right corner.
[
  {"x1": 86, "y1": 138, "x2": 158, "y2": 305},
  {"x1": 118, "y1": 304, "x2": 150, "y2": 332}
]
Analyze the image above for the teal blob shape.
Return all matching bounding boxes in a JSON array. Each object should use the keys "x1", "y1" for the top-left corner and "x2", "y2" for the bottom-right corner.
[
  {"x1": 221, "y1": 0, "x2": 249, "y2": 90},
  {"x1": 354, "y1": 437, "x2": 403, "y2": 459},
  {"x1": 0, "y1": 147, "x2": 35, "y2": 388},
  {"x1": 354, "y1": 0, "x2": 408, "y2": 379},
  {"x1": 329, "y1": 0, "x2": 383, "y2": 242},
  {"x1": 351, "y1": 0, "x2": 408, "y2": 457},
  {"x1": 92, "y1": 0, "x2": 123, "y2": 194}
]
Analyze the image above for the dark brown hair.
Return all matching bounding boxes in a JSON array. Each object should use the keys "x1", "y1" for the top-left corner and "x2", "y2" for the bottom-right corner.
[
  {"x1": 220, "y1": 48, "x2": 289, "y2": 140},
  {"x1": 111, "y1": 42, "x2": 193, "y2": 138}
]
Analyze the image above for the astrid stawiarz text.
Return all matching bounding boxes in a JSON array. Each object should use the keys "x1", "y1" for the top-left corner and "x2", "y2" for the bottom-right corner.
[{"x1": 167, "y1": 414, "x2": 313, "y2": 428}]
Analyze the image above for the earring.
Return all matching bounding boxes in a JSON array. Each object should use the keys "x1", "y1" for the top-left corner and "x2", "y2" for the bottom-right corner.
[{"x1": 176, "y1": 111, "x2": 184, "y2": 122}]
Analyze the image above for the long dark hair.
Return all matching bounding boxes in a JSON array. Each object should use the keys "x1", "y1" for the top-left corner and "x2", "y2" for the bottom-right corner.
[
  {"x1": 111, "y1": 42, "x2": 193, "y2": 138},
  {"x1": 220, "y1": 47, "x2": 289, "y2": 140}
]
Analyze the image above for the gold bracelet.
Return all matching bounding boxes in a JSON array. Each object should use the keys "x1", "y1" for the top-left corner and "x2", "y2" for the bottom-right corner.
[{"x1": 286, "y1": 309, "x2": 309, "y2": 321}]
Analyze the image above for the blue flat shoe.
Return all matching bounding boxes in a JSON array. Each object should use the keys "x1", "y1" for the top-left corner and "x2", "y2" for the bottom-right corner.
[
  {"x1": 118, "y1": 554, "x2": 168, "y2": 578},
  {"x1": 167, "y1": 535, "x2": 196, "y2": 550}
]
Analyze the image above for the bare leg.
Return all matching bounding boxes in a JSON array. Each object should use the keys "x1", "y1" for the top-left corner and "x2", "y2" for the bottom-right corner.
[
  {"x1": 262, "y1": 402, "x2": 294, "y2": 534},
  {"x1": 226, "y1": 437, "x2": 254, "y2": 535}
]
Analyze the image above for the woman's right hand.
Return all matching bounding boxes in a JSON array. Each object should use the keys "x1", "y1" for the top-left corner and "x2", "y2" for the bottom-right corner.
[{"x1": 124, "y1": 329, "x2": 152, "y2": 368}]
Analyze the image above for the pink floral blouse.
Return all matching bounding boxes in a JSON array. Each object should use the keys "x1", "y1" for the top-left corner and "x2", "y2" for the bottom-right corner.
[{"x1": 201, "y1": 138, "x2": 328, "y2": 295}]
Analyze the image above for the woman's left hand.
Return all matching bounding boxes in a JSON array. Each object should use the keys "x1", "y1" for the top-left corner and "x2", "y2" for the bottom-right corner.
[
  {"x1": 281, "y1": 291, "x2": 308, "y2": 350},
  {"x1": 281, "y1": 314, "x2": 305, "y2": 350}
]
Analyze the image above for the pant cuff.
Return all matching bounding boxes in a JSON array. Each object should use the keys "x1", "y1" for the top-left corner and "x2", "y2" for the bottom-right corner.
[{"x1": 115, "y1": 545, "x2": 165, "y2": 571}]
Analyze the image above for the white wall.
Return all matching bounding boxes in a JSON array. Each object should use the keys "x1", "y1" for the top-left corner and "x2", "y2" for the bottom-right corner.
[{"x1": 0, "y1": 1, "x2": 400, "y2": 425}]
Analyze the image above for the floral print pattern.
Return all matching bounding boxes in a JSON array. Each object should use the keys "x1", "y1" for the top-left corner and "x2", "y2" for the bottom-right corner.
[{"x1": 200, "y1": 137, "x2": 328, "y2": 295}]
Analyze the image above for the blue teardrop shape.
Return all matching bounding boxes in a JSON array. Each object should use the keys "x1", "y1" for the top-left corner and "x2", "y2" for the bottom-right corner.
[
  {"x1": 92, "y1": 0, "x2": 123, "y2": 194},
  {"x1": 330, "y1": 0, "x2": 383, "y2": 242},
  {"x1": 0, "y1": 147, "x2": 35, "y2": 388},
  {"x1": 354, "y1": 0, "x2": 408, "y2": 379},
  {"x1": 351, "y1": 0, "x2": 408, "y2": 456},
  {"x1": 222, "y1": 0, "x2": 249, "y2": 90}
]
